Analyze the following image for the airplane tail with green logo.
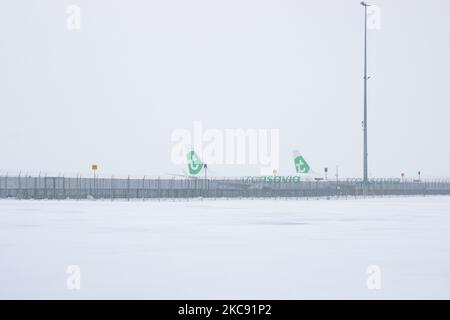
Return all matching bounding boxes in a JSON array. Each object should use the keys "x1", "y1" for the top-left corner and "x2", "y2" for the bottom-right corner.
[
  {"x1": 186, "y1": 150, "x2": 204, "y2": 175},
  {"x1": 293, "y1": 150, "x2": 311, "y2": 174}
]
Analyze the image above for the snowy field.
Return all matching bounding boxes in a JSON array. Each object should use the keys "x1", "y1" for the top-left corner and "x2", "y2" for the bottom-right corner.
[{"x1": 1, "y1": 196, "x2": 450, "y2": 300}]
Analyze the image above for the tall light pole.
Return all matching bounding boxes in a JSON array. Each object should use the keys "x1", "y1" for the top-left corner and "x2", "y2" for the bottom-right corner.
[{"x1": 361, "y1": 2, "x2": 370, "y2": 192}]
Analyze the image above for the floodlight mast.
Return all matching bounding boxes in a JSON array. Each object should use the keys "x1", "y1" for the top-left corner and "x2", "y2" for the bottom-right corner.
[{"x1": 361, "y1": 2, "x2": 371, "y2": 193}]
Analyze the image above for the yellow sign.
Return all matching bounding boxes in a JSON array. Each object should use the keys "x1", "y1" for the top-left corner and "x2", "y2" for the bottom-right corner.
[{"x1": 92, "y1": 164, "x2": 98, "y2": 171}]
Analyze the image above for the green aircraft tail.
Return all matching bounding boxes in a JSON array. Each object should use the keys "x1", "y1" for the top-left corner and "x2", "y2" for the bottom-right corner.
[
  {"x1": 187, "y1": 150, "x2": 204, "y2": 175},
  {"x1": 293, "y1": 151, "x2": 311, "y2": 174}
]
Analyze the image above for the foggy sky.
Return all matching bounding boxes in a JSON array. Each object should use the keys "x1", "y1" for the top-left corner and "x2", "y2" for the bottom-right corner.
[{"x1": 1, "y1": 0, "x2": 449, "y2": 178}]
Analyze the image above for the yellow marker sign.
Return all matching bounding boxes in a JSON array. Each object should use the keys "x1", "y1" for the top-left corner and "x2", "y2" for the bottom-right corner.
[{"x1": 92, "y1": 164, "x2": 98, "y2": 171}]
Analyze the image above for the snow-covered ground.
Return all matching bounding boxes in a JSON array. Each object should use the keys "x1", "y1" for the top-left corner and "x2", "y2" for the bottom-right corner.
[{"x1": 1, "y1": 196, "x2": 450, "y2": 299}]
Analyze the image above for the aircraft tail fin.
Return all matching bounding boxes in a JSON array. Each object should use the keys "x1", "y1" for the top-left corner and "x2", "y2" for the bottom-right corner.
[
  {"x1": 187, "y1": 150, "x2": 204, "y2": 175},
  {"x1": 293, "y1": 150, "x2": 311, "y2": 174}
]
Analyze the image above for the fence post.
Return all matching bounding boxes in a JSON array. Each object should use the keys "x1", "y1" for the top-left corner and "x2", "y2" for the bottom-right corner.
[
  {"x1": 17, "y1": 172, "x2": 22, "y2": 199},
  {"x1": 127, "y1": 175, "x2": 130, "y2": 201},
  {"x1": 110, "y1": 175, "x2": 114, "y2": 201},
  {"x1": 158, "y1": 177, "x2": 160, "y2": 201},
  {"x1": 62, "y1": 176, "x2": 66, "y2": 199},
  {"x1": 52, "y1": 177, "x2": 56, "y2": 199},
  {"x1": 142, "y1": 176, "x2": 146, "y2": 201},
  {"x1": 76, "y1": 174, "x2": 80, "y2": 200}
]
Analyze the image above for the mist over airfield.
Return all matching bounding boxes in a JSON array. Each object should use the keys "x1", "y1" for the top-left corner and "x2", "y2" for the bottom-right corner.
[{"x1": 1, "y1": 0, "x2": 449, "y2": 178}]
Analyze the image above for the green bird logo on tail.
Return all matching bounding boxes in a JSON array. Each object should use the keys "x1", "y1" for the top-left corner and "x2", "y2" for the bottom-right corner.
[
  {"x1": 293, "y1": 151, "x2": 311, "y2": 174},
  {"x1": 187, "y1": 150, "x2": 204, "y2": 175}
]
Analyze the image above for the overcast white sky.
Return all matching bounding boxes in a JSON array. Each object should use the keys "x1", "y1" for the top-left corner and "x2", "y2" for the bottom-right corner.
[{"x1": 1, "y1": 0, "x2": 449, "y2": 178}]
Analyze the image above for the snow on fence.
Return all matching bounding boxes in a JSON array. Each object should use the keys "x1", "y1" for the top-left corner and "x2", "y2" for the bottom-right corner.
[{"x1": 0, "y1": 175, "x2": 449, "y2": 200}]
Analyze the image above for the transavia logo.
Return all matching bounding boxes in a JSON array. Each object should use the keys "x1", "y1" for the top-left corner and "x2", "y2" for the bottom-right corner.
[
  {"x1": 187, "y1": 150, "x2": 204, "y2": 175},
  {"x1": 346, "y1": 178, "x2": 401, "y2": 184},
  {"x1": 242, "y1": 176, "x2": 302, "y2": 184},
  {"x1": 293, "y1": 151, "x2": 310, "y2": 174}
]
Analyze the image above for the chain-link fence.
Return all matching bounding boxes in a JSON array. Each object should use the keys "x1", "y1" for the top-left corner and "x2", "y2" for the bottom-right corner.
[{"x1": 1, "y1": 175, "x2": 449, "y2": 200}]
